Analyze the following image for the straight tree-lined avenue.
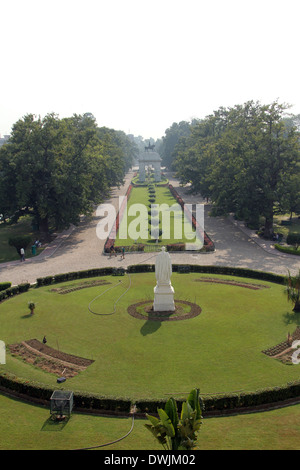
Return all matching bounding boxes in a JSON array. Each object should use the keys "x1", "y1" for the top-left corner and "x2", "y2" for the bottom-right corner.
[{"x1": 0, "y1": 169, "x2": 299, "y2": 286}]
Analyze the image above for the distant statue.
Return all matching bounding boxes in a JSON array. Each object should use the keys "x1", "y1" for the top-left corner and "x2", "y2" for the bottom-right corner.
[
  {"x1": 155, "y1": 246, "x2": 172, "y2": 285},
  {"x1": 145, "y1": 141, "x2": 155, "y2": 152}
]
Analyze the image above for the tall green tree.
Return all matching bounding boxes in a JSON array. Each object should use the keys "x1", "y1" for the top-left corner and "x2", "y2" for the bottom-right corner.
[
  {"x1": 160, "y1": 121, "x2": 192, "y2": 169},
  {"x1": 174, "y1": 101, "x2": 300, "y2": 237},
  {"x1": 0, "y1": 113, "x2": 135, "y2": 238},
  {"x1": 285, "y1": 270, "x2": 300, "y2": 312}
]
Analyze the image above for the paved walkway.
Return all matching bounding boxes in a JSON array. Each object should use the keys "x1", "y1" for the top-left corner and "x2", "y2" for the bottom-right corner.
[{"x1": 0, "y1": 169, "x2": 299, "y2": 285}]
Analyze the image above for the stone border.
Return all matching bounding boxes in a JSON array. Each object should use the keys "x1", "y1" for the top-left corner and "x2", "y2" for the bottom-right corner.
[{"x1": 127, "y1": 299, "x2": 201, "y2": 322}]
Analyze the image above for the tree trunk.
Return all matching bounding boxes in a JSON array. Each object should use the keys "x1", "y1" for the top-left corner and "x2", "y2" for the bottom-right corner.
[
  {"x1": 293, "y1": 300, "x2": 300, "y2": 312},
  {"x1": 38, "y1": 216, "x2": 51, "y2": 241},
  {"x1": 263, "y1": 214, "x2": 274, "y2": 239}
]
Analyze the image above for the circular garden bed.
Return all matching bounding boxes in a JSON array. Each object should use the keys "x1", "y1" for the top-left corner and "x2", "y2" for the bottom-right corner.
[{"x1": 0, "y1": 266, "x2": 299, "y2": 413}]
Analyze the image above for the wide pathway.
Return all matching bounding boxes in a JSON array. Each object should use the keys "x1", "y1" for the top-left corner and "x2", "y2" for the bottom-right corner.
[{"x1": 0, "y1": 170, "x2": 299, "y2": 285}]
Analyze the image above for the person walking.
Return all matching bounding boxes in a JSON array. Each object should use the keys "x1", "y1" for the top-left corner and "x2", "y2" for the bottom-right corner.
[
  {"x1": 109, "y1": 245, "x2": 117, "y2": 258},
  {"x1": 20, "y1": 247, "x2": 25, "y2": 262},
  {"x1": 121, "y1": 246, "x2": 125, "y2": 259}
]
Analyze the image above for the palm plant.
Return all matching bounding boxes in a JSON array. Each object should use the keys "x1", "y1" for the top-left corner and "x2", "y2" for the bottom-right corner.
[
  {"x1": 145, "y1": 388, "x2": 202, "y2": 450},
  {"x1": 285, "y1": 270, "x2": 300, "y2": 312}
]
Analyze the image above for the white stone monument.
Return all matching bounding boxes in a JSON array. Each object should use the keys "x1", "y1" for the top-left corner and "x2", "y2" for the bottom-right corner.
[
  {"x1": 153, "y1": 247, "x2": 175, "y2": 311},
  {"x1": 138, "y1": 145, "x2": 162, "y2": 183}
]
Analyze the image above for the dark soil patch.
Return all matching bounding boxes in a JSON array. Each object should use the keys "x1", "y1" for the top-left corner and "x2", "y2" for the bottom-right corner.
[
  {"x1": 8, "y1": 339, "x2": 94, "y2": 378},
  {"x1": 128, "y1": 300, "x2": 201, "y2": 321},
  {"x1": 50, "y1": 280, "x2": 111, "y2": 294},
  {"x1": 194, "y1": 278, "x2": 270, "y2": 290},
  {"x1": 262, "y1": 327, "x2": 300, "y2": 364}
]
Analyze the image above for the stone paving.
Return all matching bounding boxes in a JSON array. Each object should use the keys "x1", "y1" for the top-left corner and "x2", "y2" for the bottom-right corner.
[{"x1": 0, "y1": 169, "x2": 299, "y2": 286}]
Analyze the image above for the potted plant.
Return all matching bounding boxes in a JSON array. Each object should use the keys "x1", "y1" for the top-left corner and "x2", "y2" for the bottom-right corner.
[{"x1": 28, "y1": 301, "x2": 36, "y2": 315}]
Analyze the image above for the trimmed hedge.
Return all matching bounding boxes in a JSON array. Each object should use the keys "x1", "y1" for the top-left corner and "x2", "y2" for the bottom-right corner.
[
  {"x1": 127, "y1": 264, "x2": 286, "y2": 285},
  {"x1": 36, "y1": 268, "x2": 114, "y2": 287},
  {"x1": 0, "y1": 282, "x2": 12, "y2": 292},
  {"x1": 275, "y1": 244, "x2": 300, "y2": 256},
  {"x1": 0, "y1": 282, "x2": 30, "y2": 302},
  {"x1": 134, "y1": 381, "x2": 300, "y2": 414},
  {"x1": 127, "y1": 264, "x2": 154, "y2": 273},
  {"x1": 0, "y1": 372, "x2": 131, "y2": 413},
  {"x1": 166, "y1": 243, "x2": 185, "y2": 252},
  {"x1": 0, "y1": 369, "x2": 299, "y2": 415}
]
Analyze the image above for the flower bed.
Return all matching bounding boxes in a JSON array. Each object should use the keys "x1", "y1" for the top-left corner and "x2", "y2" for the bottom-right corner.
[
  {"x1": 104, "y1": 184, "x2": 133, "y2": 253},
  {"x1": 104, "y1": 183, "x2": 214, "y2": 253},
  {"x1": 168, "y1": 184, "x2": 215, "y2": 251}
]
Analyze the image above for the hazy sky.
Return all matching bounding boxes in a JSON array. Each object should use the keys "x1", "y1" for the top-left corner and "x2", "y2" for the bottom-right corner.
[{"x1": 1, "y1": 0, "x2": 299, "y2": 140}]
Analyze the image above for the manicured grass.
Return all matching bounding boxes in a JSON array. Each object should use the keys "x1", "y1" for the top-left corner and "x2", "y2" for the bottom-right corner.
[
  {"x1": 115, "y1": 186, "x2": 202, "y2": 248},
  {"x1": 0, "y1": 272, "x2": 299, "y2": 401},
  {"x1": 274, "y1": 215, "x2": 300, "y2": 238},
  {"x1": 0, "y1": 393, "x2": 299, "y2": 450},
  {"x1": 0, "y1": 216, "x2": 43, "y2": 262}
]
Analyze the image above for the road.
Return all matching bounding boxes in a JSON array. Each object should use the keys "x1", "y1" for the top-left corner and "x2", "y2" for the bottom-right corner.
[{"x1": 0, "y1": 170, "x2": 299, "y2": 285}]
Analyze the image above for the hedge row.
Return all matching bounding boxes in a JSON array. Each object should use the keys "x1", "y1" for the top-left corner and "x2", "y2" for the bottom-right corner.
[
  {"x1": 168, "y1": 184, "x2": 215, "y2": 252},
  {"x1": 0, "y1": 372, "x2": 131, "y2": 413},
  {"x1": 0, "y1": 282, "x2": 30, "y2": 301},
  {"x1": 104, "y1": 184, "x2": 133, "y2": 253},
  {"x1": 275, "y1": 244, "x2": 300, "y2": 256},
  {"x1": 0, "y1": 282, "x2": 12, "y2": 292},
  {"x1": 36, "y1": 268, "x2": 114, "y2": 287},
  {"x1": 201, "y1": 382, "x2": 300, "y2": 412},
  {"x1": 1, "y1": 369, "x2": 299, "y2": 415},
  {"x1": 127, "y1": 264, "x2": 286, "y2": 284},
  {"x1": 135, "y1": 381, "x2": 300, "y2": 415}
]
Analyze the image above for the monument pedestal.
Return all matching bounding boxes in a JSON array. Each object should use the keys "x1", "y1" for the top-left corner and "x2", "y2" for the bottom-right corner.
[{"x1": 153, "y1": 283, "x2": 175, "y2": 312}]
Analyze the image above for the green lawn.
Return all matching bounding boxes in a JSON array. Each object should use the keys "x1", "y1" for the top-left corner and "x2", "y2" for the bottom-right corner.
[
  {"x1": 115, "y1": 186, "x2": 202, "y2": 249},
  {"x1": 0, "y1": 392, "x2": 299, "y2": 450},
  {"x1": 0, "y1": 272, "x2": 299, "y2": 401},
  {"x1": 274, "y1": 215, "x2": 300, "y2": 238}
]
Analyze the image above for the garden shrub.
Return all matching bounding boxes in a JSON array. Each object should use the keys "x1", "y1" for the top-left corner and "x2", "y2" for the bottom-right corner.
[
  {"x1": 8, "y1": 235, "x2": 32, "y2": 254},
  {"x1": 127, "y1": 264, "x2": 154, "y2": 273},
  {"x1": 0, "y1": 282, "x2": 30, "y2": 302},
  {"x1": 0, "y1": 282, "x2": 11, "y2": 292},
  {"x1": 37, "y1": 268, "x2": 115, "y2": 287},
  {"x1": 275, "y1": 244, "x2": 300, "y2": 256},
  {"x1": 166, "y1": 243, "x2": 185, "y2": 252},
  {"x1": 18, "y1": 283, "x2": 30, "y2": 293},
  {"x1": 286, "y1": 232, "x2": 300, "y2": 249}
]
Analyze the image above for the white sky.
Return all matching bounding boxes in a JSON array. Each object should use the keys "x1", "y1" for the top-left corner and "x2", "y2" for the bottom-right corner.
[{"x1": 1, "y1": 0, "x2": 300, "y2": 140}]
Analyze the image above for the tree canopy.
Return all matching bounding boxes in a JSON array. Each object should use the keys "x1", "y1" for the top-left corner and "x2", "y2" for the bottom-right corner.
[
  {"x1": 159, "y1": 121, "x2": 195, "y2": 169},
  {"x1": 0, "y1": 113, "x2": 137, "y2": 237},
  {"x1": 174, "y1": 101, "x2": 300, "y2": 237}
]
